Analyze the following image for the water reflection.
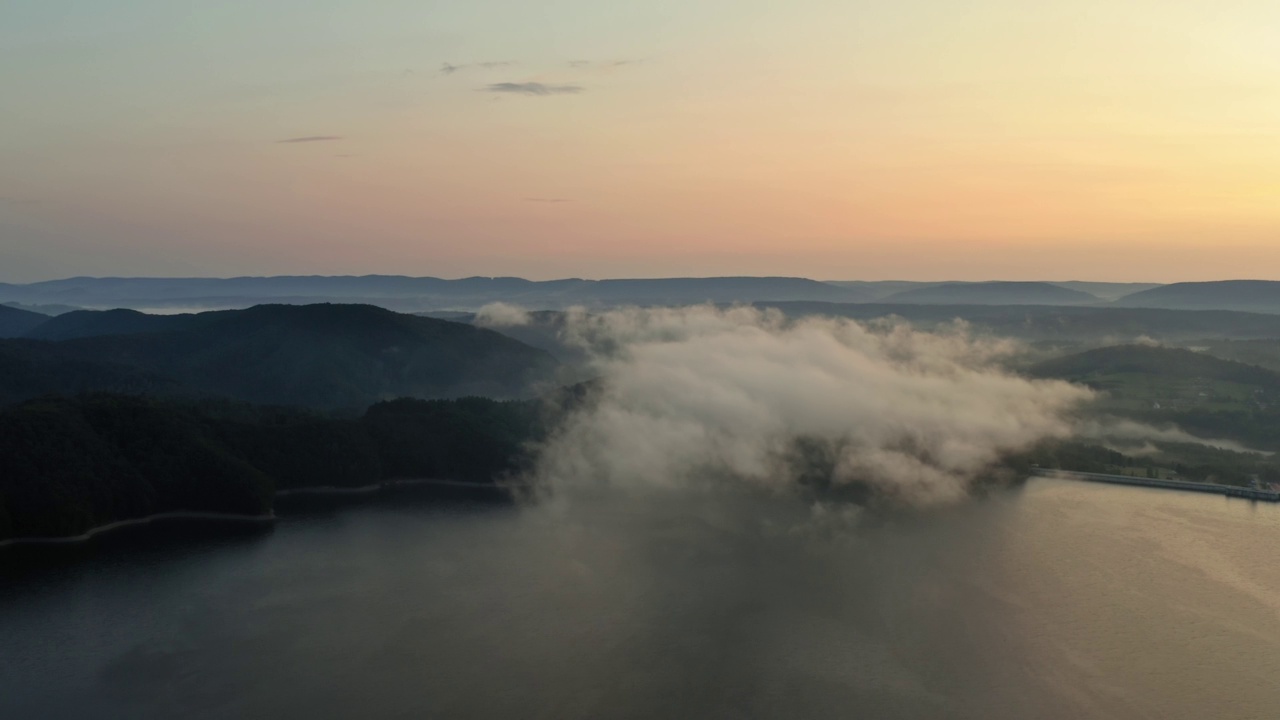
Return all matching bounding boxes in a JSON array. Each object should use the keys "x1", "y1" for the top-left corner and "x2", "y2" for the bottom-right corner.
[{"x1": 2, "y1": 479, "x2": 1279, "y2": 719}]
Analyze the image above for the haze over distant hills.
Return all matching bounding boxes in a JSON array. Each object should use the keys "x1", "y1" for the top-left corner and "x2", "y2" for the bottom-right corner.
[
  {"x1": 1113, "y1": 281, "x2": 1280, "y2": 314},
  {"x1": 823, "y1": 281, "x2": 942, "y2": 299},
  {"x1": 8, "y1": 275, "x2": 1280, "y2": 315},
  {"x1": 0, "y1": 276, "x2": 869, "y2": 313},
  {"x1": 827, "y1": 281, "x2": 1164, "y2": 302},
  {"x1": 763, "y1": 303, "x2": 1280, "y2": 342},
  {"x1": 1051, "y1": 282, "x2": 1164, "y2": 301},
  {"x1": 879, "y1": 281, "x2": 1099, "y2": 306}
]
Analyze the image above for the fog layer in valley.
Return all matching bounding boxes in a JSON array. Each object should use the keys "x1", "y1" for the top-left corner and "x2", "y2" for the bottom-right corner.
[{"x1": 485, "y1": 305, "x2": 1093, "y2": 505}]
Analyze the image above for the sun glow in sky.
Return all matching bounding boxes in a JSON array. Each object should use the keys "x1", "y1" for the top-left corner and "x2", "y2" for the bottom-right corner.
[{"x1": 2, "y1": 0, "x2": 1278, "y2": 282}]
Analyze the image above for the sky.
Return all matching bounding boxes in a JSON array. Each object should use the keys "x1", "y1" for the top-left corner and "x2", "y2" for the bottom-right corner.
[{"x1": 2, "y1": 0, "x2": 1278, "y2": 283}]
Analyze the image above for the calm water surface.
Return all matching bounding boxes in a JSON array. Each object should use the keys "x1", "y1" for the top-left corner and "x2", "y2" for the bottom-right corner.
[{"x1": 2, "y1": 479, "x2": 1279, "y2": 720}]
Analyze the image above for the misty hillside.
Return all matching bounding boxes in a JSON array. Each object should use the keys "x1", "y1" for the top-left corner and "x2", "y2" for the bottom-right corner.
[
  {"x1": 0, "y1": 304, "x2": 557, "y2": 410},
  {"x1": 882, "y1": 282, "x2": 1099, "y2": 306},
  {"x1": 466, "y1": 310, "x2": 585, "y2": 361},
  {"x1": 1113, "y1": 281, "x2": 1280, "y2": 314},
  {"x1": 1029, "y1": 344, "x2": 1280, "y2": 451},
  {"x1": 0, "y1": 275, "x2": 870, "y2": 312},
  {"x1": 569, "y1": 277, "x2": 869, "y2": 305},
  {"x1": 764, "y1": 302, "x2": 1280, "y2": 342},
  {"x1": 1194, "y1": 339, "x2": 1280, "y2": 373},
  {"x1": 3, "y1": 301, "x2": 80, "y2": 316},
  {"x1": 0, "y1": 304, "x2": 49, "y2": 338},
  {"x1": 823, "y1": 281, "x2": 1165, "y2": 302},
  {"x1": 1028, "y1": 345, "x2": 1280, "y2": 390}
]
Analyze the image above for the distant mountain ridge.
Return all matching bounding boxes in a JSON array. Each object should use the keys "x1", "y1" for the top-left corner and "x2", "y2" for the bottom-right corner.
[
  {"x1": 826, "y1": 280, "x2": 1162, "y2": 302},
  {"x1": 12, "y1": 275, "x2": 1280, "y2": 314},
  {"x1": 1051, "y1": 282, "x2": 1163, "y2": 301},
  {"x1": 0, "y1": 275, "x2": 869, "y2": 312},
  {"x1": 882, "y1": 281, "x2": 1099, "y2": 306},
  {"x1": 761, "y1": 302, "x2": 1280, "y2": 341},
  {"x1": 1114, "y1": 281, "x2": 1280, "y2": 314}
]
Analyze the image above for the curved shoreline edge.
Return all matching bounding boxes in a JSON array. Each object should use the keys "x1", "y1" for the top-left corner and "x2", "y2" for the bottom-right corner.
[
  {"x1": 0, "y1": 511, "x2": 277, "y2": 549},
  {"x1": 0, "y1": 478, "x2": 513, "y2": 549},
  {"x1": 274, "y1": 478, "x2": 512, "y2": 497},
  {"x1": 1032, "y1": 468, "x2": 1280, "y2": 501}
]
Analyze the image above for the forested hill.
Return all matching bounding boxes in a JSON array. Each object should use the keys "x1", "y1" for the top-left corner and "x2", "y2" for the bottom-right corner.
[
  {"x1": 0, "y1": 394, "x2": 545, "y2": 541},
  {"x1": 1114, "y1": 280, "x2": 1280, "y2": 314},
  {"x1": 0, "y1": 304, "x2": 558, "y2": 410},
  {"x1": 1029, "y1": 344, "x2": 1280, "y2": 452},
  {"x1": 23, "y1": 308, "x2": 192, "y2": 341},
  {"x1": 764, "y1": 302, "x2": 1280, "y2": 342},
  {"x1": 0, "y1": 340, "x2": 182, "y2": 407},
  {"x1": 0, "y1": 304, "x2": 47, "y2": 338},
  {"x1": 1028, "y1": 344, "x2": 1280, "y2": 390}
]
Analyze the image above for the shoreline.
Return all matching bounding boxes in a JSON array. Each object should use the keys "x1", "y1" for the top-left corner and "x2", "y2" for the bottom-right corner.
[
  {"x1": 274, "y1": 478, "x2": 510, "y2": 497},
  {"x1": 0, "y1": 511, "x2": 277, "y2": 549},
  {"x1": 1032, "y1": 469, "x2": 1280, "y2": 502},
  {"x1": 8, "y1": 471, "x2": 1272, "y2": 549},
  {"x1": 1, "y1": 478, "x2": 514, "y2": 549}
]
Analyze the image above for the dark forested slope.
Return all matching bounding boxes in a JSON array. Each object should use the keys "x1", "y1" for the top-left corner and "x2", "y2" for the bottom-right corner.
[
  {"x1": 1028, "y1": 344, "x2": 1280, "y2": 390},
  {"x1": 0, "y1": 394, "x2": 547, "y2": 541},
  {"x1": 1029, "y1": 344, "x2": 1280, "y2": 451},
  {"x1": 0, "y1": 305, "x2": 48, "y2": 338},
  {"x1": 0, "y1": 304, "x2": 557, "y2": 410},
  {"x1": 23, "y1": 308, "x2": 191, "y2": 341},
  {"x1": 0, "y1": 340, "x2": 183, "y2": 407},
  {"x1": 0, "y1": 396, "x2": 274, "y2": 539},
  {"x1": 0, "y1": 275, "x2": 870, "y2": 312}
]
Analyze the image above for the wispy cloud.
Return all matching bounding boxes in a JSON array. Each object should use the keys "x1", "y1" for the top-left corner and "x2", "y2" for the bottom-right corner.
[
  {"x1": 275, "y1": 136, "x2": 343, "y2": 144},
  {"x1": 526, "y1": 197, "x2": 571, "y2": 203},
  {"x1": 484, "y1": 82, "x2": 583, "y2": 96},
  {"x1": 567, "y1": 59, "x2": 643, "y2": 70},
  {"x1": 441, "y1": 61, "x2": 516, "y2": 75}
]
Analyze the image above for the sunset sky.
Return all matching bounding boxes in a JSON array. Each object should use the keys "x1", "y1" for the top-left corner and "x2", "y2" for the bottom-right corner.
[{"x1": 2, "y1": 0, "x2": 1278, "y2": 282}]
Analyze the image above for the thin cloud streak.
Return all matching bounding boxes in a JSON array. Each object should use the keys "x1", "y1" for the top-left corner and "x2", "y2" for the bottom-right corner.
[
  {"x1": 526, "y1": 197, "x2": 572, "y2": 203},
  {"x1": 484, "y1": 82, "x2": 583, "y2": 96},
  {"x1": 441, "y1": 61, "x2": 516, "y2": 75},
  {"x1": 275, "y1": 136, "x2": 343, "y2": 144},
  {"x1": 567, "y1": 59, "x2": 641, "y2": 69}
]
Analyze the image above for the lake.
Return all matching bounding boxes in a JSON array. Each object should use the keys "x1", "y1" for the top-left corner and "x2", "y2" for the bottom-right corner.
[{"x1": 3, "y1": 478, "x2": 1279, "y2": 719}]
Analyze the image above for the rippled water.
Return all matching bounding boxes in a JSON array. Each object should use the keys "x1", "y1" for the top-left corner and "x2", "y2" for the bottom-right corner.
[{"x1": 3, "y1": 479, "x2": 1279, "y2": 720}]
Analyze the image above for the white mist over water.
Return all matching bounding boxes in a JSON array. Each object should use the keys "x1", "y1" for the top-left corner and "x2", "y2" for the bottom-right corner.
[{"x1": 494, "y1": 305, "x2": 1095, "y2": 505}]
